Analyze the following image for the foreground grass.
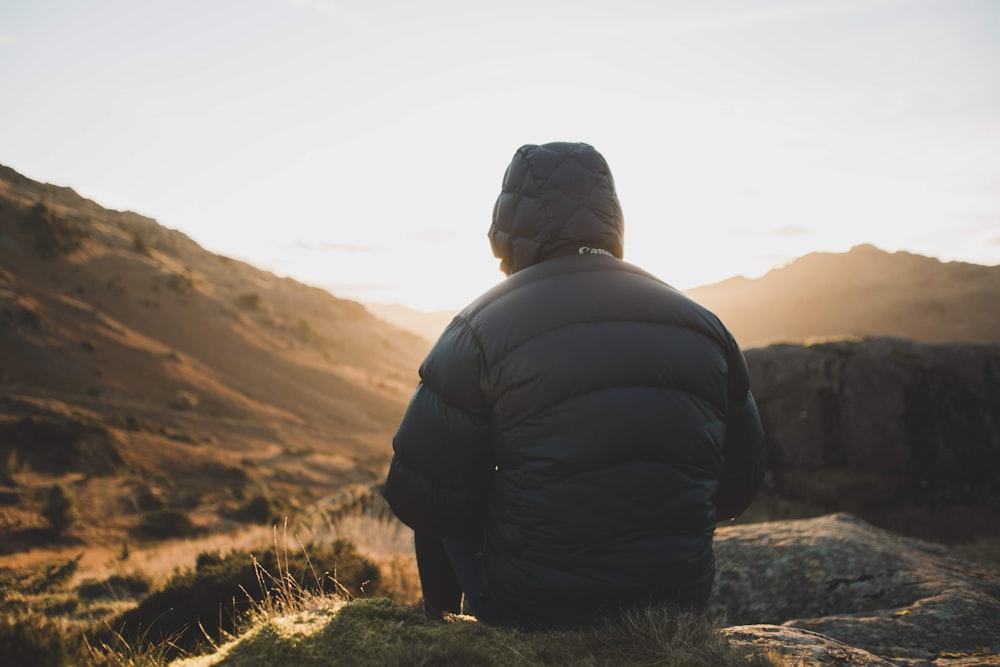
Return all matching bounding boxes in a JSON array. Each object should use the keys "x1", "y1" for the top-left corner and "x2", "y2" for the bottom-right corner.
[{"x1": 172, "y1": 597, "x2": 778, "y2": 667}]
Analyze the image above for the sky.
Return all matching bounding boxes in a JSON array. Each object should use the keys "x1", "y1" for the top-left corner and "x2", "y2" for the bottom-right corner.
[{"x1": 1, "y1": 0, "x2": 999, "y2": 311}]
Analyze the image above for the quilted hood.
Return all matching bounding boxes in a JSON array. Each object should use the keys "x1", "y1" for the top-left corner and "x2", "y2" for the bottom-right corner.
[{"x1": 488, "y1": 142, "x2": 625, "y2": 275}]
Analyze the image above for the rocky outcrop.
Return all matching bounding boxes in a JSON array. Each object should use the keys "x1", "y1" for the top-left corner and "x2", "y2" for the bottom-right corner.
[
  {"x1": 713, "y1": 513, "x2": 1000, "y2": 665},
  {"x1": 745, "y1": 338, "x2": 1000, "y2": 543}
]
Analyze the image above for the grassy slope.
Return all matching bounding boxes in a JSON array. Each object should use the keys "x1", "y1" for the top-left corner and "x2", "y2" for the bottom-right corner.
[
  {"x1": 172, "y1": 598, "x2": 777, "y2": 667},
  {"x1": 0, "y1": 164, "x2": 430, "y2": 566}
]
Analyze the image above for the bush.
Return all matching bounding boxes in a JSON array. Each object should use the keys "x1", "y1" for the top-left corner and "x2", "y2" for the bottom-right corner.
[
  {"x1": 0, "y1": 414, "x2": 124, "y2": 475},
  {"x1": 13, "y1": 555, "x2": 83, "y2": 596},
  {"x1": 41, "y1": 484, "x2": 81, "y2": 535},
  {"x1": 235, "y1": 491, "x2": 276, "y2": 524},
  {"x1": 21, "y1": 202, "x2": 88, "y2": 259},
  {"x1": 77, "y1": 573, "x2": 150, "y2": 600},
  {"x1": 0, "y1": 613, "x2": 82, "y2": 667},
  {"x1": 131, "y1": 233, "x2": 151, "y2": 256},
  {"x1": 165, "y1": 273, "x2": 195, "y2": 294},
  {"x1": 103, "y1": 539, "x2": 382, "y2": 658},
  {"x1": 135, "y1": 508, "x2": 197, "y2": 539},
  {"x1": 235, "y1": 293, "x2": 263, "y2": 310},
  {"x1": 170, "y1": 390, "x2": 199, "y2": 411}
]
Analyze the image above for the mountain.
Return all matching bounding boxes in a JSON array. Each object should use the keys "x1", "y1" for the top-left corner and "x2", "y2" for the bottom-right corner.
[
  {"x1": 365, "y1": 303, "x2": 454, "y2": 344},
  {"x1": 0, "y1": 164, "x2": 427, "y2": 553},
  {"x1": 375, "y1": 244, "x2": 1000, "y2": 349},
  {"x1": 688, "y1": 243, "x2": 1000, "y2": 348}
]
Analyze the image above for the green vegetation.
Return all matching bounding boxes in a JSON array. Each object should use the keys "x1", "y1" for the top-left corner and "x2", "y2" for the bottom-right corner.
[
  {"x1": 165, "y1": 273, "x2": 196, "y2": 294},
  {"x1": 20, "y1": 201, "x2": 89, "y2": 259},
  {"x1": 234, "y1": 491, "x2": 276, "y2": 525},
  {"x1": 135, "y1": 509, "x2": 198, "y2": 539},
  {"x1": 0, "y1": 414, "x2": 124, "y2": 475},
  {"x1": 0, "y1": 613, "x2": 82, "y2": 667},
  {"x1": 77, "y1": 573, "x2": 150, "y2": 601},
  {"x1": 41, "y1": 483, "x2": 81, "y2": 535},
  {"x1": 172, "y1": 598, "x2": 776, "y2": 667},
  {"x1": 100, "y1": 539, "x2": 383, "y2": 661},
  {"x1": 170, "y1": 390, "x2": 199, "y2": 411},
  {"x1": 234, "y1": 293, "x2": 263, "y2": 310},
  {"x1": 0, "y1": 488, "x2": 782, "y2": 665},
  {"x1": 132, "y1": 233, "x2": 152, "y2": 256},
  {"x1": 0, "y1": 302, "x2": 50, "y2": 333},
  {"x1": 0, "y1": 527, "x2": 779, "y2": 667}
]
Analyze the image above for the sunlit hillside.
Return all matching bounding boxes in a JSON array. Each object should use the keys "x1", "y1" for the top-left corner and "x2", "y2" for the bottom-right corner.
[
  {"x1": 688, "y1": 243, "x2": 1000, "y2": 349},
  {"x1": 0, "y1": 163, "x2": 427, "y2": 566}
]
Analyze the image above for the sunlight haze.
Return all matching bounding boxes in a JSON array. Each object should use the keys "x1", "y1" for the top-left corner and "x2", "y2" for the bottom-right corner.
[{"x1": 2, "y1": 0, "x2": 998, "y2": 311}]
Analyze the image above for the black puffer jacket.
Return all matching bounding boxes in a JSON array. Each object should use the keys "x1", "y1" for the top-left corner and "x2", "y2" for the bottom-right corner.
[{"x1": 384, "y1": 142, "x2": 765, "y2": 625}]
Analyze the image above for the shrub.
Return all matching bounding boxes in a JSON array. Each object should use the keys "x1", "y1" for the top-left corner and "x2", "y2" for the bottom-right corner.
[
  {"x1": 135, "y1": 508, "x2": 197, "y2": 539},
  {"x1": 18, "y1": 555, "x2": 83, "y2": 596},
  {"x1": 77, "y1": 573, "x2": 151, "y2": 601},
  {"x1": 21, "y1": 202, "x2": 88, "y2": 259},
  {"x1": 0, "y1": 613, "x2": 83, "y2": 667},
  {"x1": 0, "y1": 414, "x2": 124, "y2": 475},
  {"x1": 235, "y1": 293, "x2": 263, "y2": 310},
  {"x1": 165, "y1": 273, "x2": 195, "y2": 294},
  {"x1": 103, "y1": 539, "x2": 382, "y2": 658},
  {"x1": 170, "y1": 390, "x2": 199, "y2": 411},
  {"x1": 131, "y1": 233, "x2": 151, "y2": 256},
  {"x1": 41, "y1": 484, "x2": 81, "y2": 535},
  {"x1": 235, "y1": 491, "x2": 276, "y2": 524}
]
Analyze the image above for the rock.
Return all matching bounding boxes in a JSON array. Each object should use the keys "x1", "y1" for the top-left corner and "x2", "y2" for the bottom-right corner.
[
  {"x1": 712, "y1": 513, "x2": 1000, "y2": 665},
  {"x1": 723, "y1": 624, "x2": 895, "y2": 666},
  {"x1": 744, "y1": 337, "x2": 1000, "y2": 543}
]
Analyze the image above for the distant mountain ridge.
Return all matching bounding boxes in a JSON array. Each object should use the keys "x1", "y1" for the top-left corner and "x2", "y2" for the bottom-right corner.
[
  {"x1": 373, "y1": 243, "x2": 1000, "y2": 348},
  {"x1": 688, "y1": 243, "x2": 1000, "y2": 348}
]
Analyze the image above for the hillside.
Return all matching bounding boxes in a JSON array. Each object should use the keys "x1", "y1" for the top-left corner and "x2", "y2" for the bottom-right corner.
[
  {"x1": 365, "y1": 302, "x2": 454, "y2": 344},
  {"x1": 0, "y1": 164, "x2": 427, "y2": 557},
  {"x1": 688, "y1": 243, "x2": 1000, "y2": 348}
]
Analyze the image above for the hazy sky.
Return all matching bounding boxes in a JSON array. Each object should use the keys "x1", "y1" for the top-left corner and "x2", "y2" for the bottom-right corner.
[{"x1": 2, "y1": 0, "x2": 998, "y2": 310}]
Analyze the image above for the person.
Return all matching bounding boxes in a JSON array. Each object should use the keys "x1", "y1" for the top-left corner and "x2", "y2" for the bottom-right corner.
[{"x1": 382, "y1": 141, "x2": 766, "y2": 629}]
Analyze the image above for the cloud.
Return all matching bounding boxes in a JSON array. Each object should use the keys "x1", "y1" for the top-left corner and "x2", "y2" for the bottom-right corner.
[
  {"x1": 279, "y1": 240, "x2": 379, "y2": 253},
  {"x1": 987, "y1": 235, "x2": 1000, "y2": 247},
  {"x1": 0, "y1": 33, "x2": 17, "y2": 47}
]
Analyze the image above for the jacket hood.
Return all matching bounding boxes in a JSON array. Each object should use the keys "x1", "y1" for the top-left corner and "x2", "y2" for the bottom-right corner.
[{"x1": 488, "y1": 142, "x2": 624, "y2": 275}]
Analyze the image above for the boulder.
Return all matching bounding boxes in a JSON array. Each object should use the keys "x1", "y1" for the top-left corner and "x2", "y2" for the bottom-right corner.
[
  {"x1": 744, "y1": 338, "x2": 1000, "y2": 542},
  {"x1": 713, "y1": 513, "x2": 1000, "y2": 665}
]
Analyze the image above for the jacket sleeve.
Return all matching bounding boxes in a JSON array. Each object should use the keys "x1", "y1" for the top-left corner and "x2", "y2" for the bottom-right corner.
[
  {"x1": 715, "y1": 332, "x2": 767, "y2": 521},
  {"x1": 382, "y1": 317, "x2": 493, "y2": 537}
]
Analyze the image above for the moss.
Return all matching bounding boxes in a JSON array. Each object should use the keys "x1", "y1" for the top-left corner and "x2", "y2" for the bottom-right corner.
[
  {"x1": 172, "y1": 598, "x2": 777, "y2": 667},
  {"x1": 103, "y1": 540, "x2": 384, "y2": 660}
]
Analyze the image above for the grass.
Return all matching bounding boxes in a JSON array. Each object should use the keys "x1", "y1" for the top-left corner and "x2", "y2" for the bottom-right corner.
[
  {"x1": 0, "y1": 495, "x2": 783, "y2": 667},
  {"x1": 171, "y1": 598, "x2": 779, "y2": 667}
]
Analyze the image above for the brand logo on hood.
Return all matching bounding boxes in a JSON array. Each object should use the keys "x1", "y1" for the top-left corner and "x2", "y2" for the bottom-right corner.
[{"x1": 579, "y1": 246, "x2": 614, "y2": 257}]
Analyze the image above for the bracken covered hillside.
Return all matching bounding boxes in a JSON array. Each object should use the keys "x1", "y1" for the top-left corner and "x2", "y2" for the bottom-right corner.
[{"x1": 0, "y1": 164, "x2": 427, "y2": 555}]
